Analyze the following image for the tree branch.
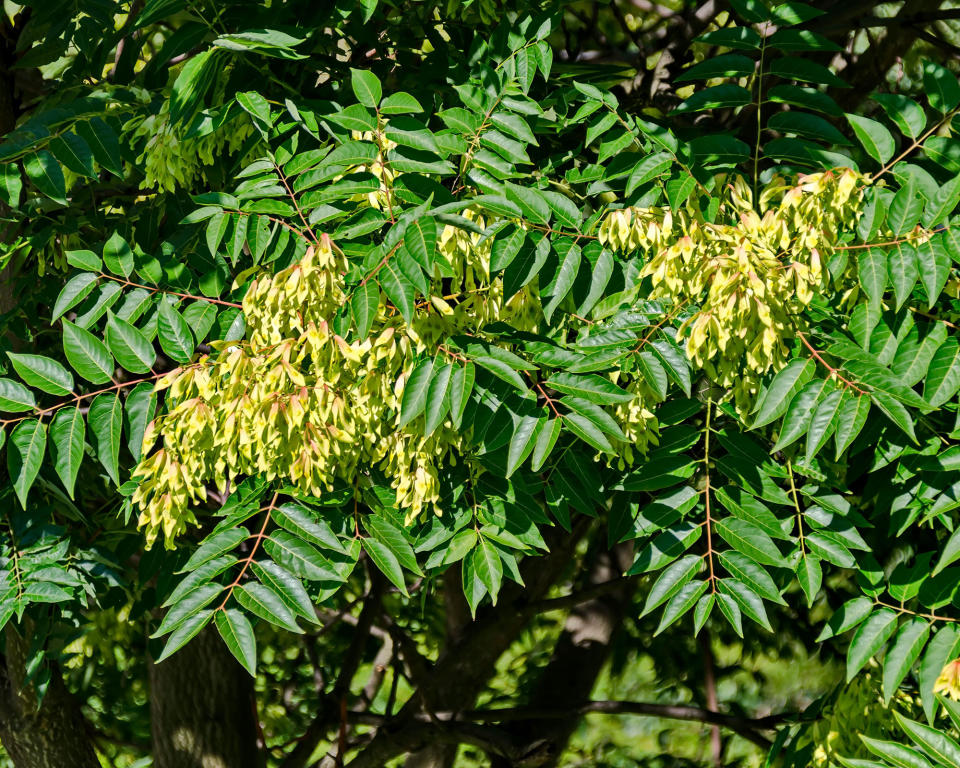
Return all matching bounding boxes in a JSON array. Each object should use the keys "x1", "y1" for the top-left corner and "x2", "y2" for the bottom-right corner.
[
  {"x1": 283, "y1": 575, "x2": 384, "y2": 768},
  {"x1": 344, "y1": 699, "x2": 788, "y2": 765}
]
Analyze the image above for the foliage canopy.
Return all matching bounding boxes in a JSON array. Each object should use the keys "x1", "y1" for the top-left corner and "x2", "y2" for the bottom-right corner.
[{"x1": 4, "y1": 0, "x2": 960, "y2": 766}]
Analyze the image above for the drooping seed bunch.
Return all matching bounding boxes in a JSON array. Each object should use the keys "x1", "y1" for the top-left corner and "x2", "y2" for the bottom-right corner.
[
  {"x1": 599, "y1": 169, "x2": 894, "y2": 408},
  {"x1": 133, "y1": 168, "x2": 918, "y2": 545}
]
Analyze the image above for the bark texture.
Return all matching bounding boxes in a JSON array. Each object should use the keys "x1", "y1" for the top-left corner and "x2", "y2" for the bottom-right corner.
[
  {"x1": 0, "y1": 627, "x2": 100, "y2": 768},
  {"x1": 491, "y1": 542, "x2": 635, "y2": 768},
  {"x1": 149, "y1": 626, "x2": 262, "y2": 768}
]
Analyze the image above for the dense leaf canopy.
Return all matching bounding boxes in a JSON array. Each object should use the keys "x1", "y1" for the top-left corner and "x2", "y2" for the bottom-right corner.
[{"x1": 4, "y1": 1, "x2": 960, "y2": 767}]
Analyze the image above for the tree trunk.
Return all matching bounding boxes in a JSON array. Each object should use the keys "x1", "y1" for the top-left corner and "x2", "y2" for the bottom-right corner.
[
  {"x1": 149, "y1": 626, "x2": 262, "y2": 768},
  {"x1": 357, "y1": 520, "x2": 592, "y2": 768},
  {"x1": 0, "y1": 626, "x2": 100, "y2": 768},
  {"x1": 491, "y1": 542, "x2": 635, "y2": 768}
]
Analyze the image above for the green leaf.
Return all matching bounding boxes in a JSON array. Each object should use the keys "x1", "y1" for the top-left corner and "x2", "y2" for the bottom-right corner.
[
  {"x1": 215, "y1": 608, "x2": 257, "y2": 675},
  {"x1": 361, "y1": 536, "x2": 408, "y2": 596},
  {"x1": 155, "y1": 609, "x2": 214, "y2": 663},
  {"x1": 105, "y1": 313, "x2": 156, "y2": 374},
  {"x1": 716, "y1": 578, "x2": 772, "y2": 631},
  {"x1": 472, "y1": 538, "x2": 503, "y2": 604},
  {"x1": 714, "y1": 518, "x2": 785, "y2": 567},
  {"x1": 7, "y1": 419, "x2": 46, "y2": 508},
  {"x1": 52, "y1": 273, "x2": 99, "y2": 321},
  {"x1": 715, "y1": 488, "x2": 787, "y2": 540},
  {"x1": 124, "y1": 382, "x2": 156, "y2": 461},
  {"x1": 870, "y1": 390, "x2": 917, "y2": 443},
  {"x1": 718, "y1": 550, "x2": 785, "y2": 605},
  {"x1": 888, "y1": 243, "x2": 918, "y2": 309},
  {"x1": 805, "y1": 530, "x2": 855, "y2": 568},
  {"x1": 846, "y1": 114, "x2": 895, "y2": 164},
  {"x1": 490, "y1": 225, "x2": 526, "y2": 273},
  {"x1": 834, "y1": 394, "x2": 870, "y2": 458},
  {"x1": 0, "y1": 163, "x2": 21, "y2": 208},
  {"x1": 563, "y1": 411, "x2": 613, "y2": 453},
  {"x1": 235, "y1": 583, "x2": 303, "y2": 634},
  {"x1": 405, "y1": 217, "x2": 438, "y2": 271},
  {"x1": 542, "y1": 240, "x2": 581, "y2": 322},
  {"x1": 547, "y1": 372, "x2": 633, "y2": 405},
  {"x1": 76, "y1": 118, "x2": 123, "y2": 176},
  {"x1": 49, "y1": 407, "x2": 85, "y2": 499},
  {"x1": 264, "y1": 531, "x2": 343, "y2": 583},
  {"x1": 62, "y1": 319, "x2": 113, "y2": 384},
  {"x1": 923, "y1": 175, "x2": 960, "y2": 228},
  {"x1": 924, "y1": 337, "x2": 960, "y2": 407},
  {"x1": 365, "y1": 515, "x2": 421, "y2": 575},
  {"x1": 772, "y1": 379, "x2": 828, "y2": 451},
  {"x1": 673, "y1": 85, "x2": 752, "y2": 114},
  {"x1": 49, "y1": 132, "x2": 95, "y2": 178},
  {"x1": 380, "y1": 92, "x2": 423, "y2": 114},
  {"x1": 817, "y1": 596, "x2": 875, "y2": 641},
  {"x1": 846, "y1": 608, "x2": 899, "y2": 681},
  {"x1": 182, "y1": 301, "x2": 218, "y2": 344},
  {"x1": 23, "y1": 150, "x2": 66, "y2": 204},
  {"x1": 157, "y1": 302, "x2": 195, "y2": 364},
  {"x1": 399, "y1": 357, "x2": 434, "y2": 428},
  {"x1": 379, "y1": 260, "x2": 415, "y2": 323},
  {"x1": 181, "y1": 528, "x2": 249, "y2": 572},
  {"x1": 715, "y1": 592, "x2": 743, "y2": 637},
  {"x1": 506, "y1": 413, "x2": 541, "y2": 478},
  {"x1": 562, "y1": 396, "x2": 624, "y2": 440},
  {"x1": 8, "y1": 353, "x2": 73, "y2": 396},
  {"x1": 858, "y1": 248, "x2": 888, "y2": 306},
  {"x1": 423, "y1": 363, "x2": 452, "y2": 437},
  {"x1": 860, "y1": 736, "x2": 936, "y2": 768},
  {"x1": 163, "y1": 557, "x2": 234, "y2": 609},
  {"x1": 674, "y1": 54, "x2": 756, "y2": 83},
  {"x1": 935, "y1": 527, "x2": 960, "y2": 575},
  {"x1": 916, "y1": 237, "x2": 952, "y2": 308},
  {"x1": 655, "y1": 580, "x2": 709, "y2": 635},
  {"x1": 882, "y1": 618, "x2": 929, "y2": 704},
  {"x1": 888, "y1": 183, "x2": 924, "y2": 236},
  {"x1": 873, "y1": 93, "x2": 926, "y2": 139},
  {"x1": 472, "y1": 355, "x2": 526, "y2": 390},
  {"x1": 504, "y1": 182, "x2": 550, "y2": 225},
  {"x1": 641, "y1": 554, "x2": 700, "y2": 617},
  {"x1": 249, "y1": 560, "x2": 318, "y2": 623},
  {"x1": 626, "y1": 152, "x2": 674, "y2": 197},
  {"x1": 795, "y1": 555, "x2": 822, "y2": 608},
  {"x1": 88, "y1": 393, "x2": 123, "y2": 486},
  {"x1": 767, "y1": 85, "x2": 842, "y2": 117},
  {"x1": 767, "y1": 110, "x2": 851, "y2": 146},
  {"x1": 920, "y1": 625, "x2": 960, "y2": 722},
  {"x1": 895, "y1": 712, "x2": 960, "y2": 767},
  {"x1": 805, "y1": 387, "x2": 844, "y2": 461},
  {"x1": 272, "y1": 503, "x2": 345, "y2": 553},
  {"x1": 351, "y1": 68, "x2": 382, "y2": 107},
  {"x1": 767, "y1": 28, "x2": 841, "y2": 52},
  {"x1": 102, "y1": 231, "x2": 135, "y2": 279},
  {"x1": 770, "y1": 1, "x2": 824, "y2": 24},
  {"x1": 768, "y1": 57, "x2": 849, "y2": 89},
  {"x1": 729, "y1": 0, "x2": 773, "y2": 22},
  {"x1": 531, "y1": 417, "x2": 561, "y2": 471},
  {"x1": 541, "y1": 190, "x2": 581, "y2": 230},
  {"x1": 751, "y1": 359, "x2": 815, "y2": 428},
  {"x1": 350, "y1": 281, "x2": 380, "y2": 339},
  {"x1": 66, "y1": 249, "x2": 102, "y2": 272},
  {"x1": 923, "y1": 61, "x2": 960, "y2": 114},
  {"x1": 170, "y1": 49, "x2": 216, "y2": 123},
  {"x1": 448, "y1": 362, "x2": 475, "y2": 429},
  {"x1": 0, "y1": 379, "x2": 36, "y2": 412}
]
